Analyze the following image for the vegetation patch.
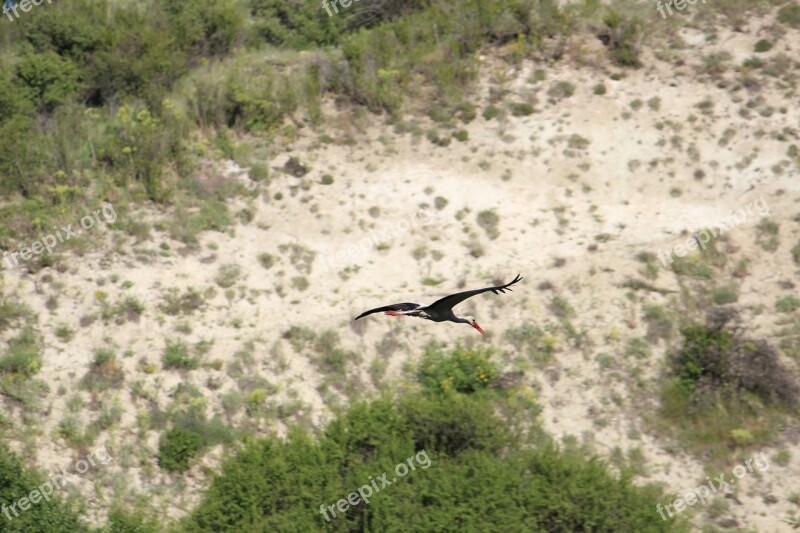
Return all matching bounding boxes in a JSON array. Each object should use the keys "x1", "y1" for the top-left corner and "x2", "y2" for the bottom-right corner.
[
  {"x1": 183, "y1": 346, "x2": 683, "y2": 531},
  {"x1": 657, "y1": 308, "x2": 799, "y2": 464}
]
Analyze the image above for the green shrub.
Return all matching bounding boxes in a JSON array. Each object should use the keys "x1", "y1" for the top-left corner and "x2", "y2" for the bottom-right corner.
[
  {"x1": 755, "y1": 218, "x2": 779, "y2": 251},
  {"x1": 0, "y1": 444, "x2": 87, "y2": 531},
  {"x1": 455, "y1": 102, "x2": 477, "y2": 123},
  {"x1": 778, "y1": 4, "x2": 800, "y2": 29},
  {"x1": 105, "y1": 507, "x2": 160, "y2": 533},
  {"x1": 482, "y1": 104, "x2": 501, "y2": 120},
  {"x1": 184, "y1": 345, "x2": 677, "y2": 529},
  {"x1": 249, "y1": 0, "x2": 345, "y2": 48},
  {"x1": 601, "y1": 10, "x2": 642, "y2": 68},
  {"x1": 418, "y1": 345, "x2": 498, "y2": 395},
  {"x1": 185, "y1": 369, "x2": 683, "y2": 532},
  {"x1": 548, "y1": 81, "x2": 575, "y2": 100},
  {"x1": 14, "y1": 51, "x2": 83, "y2": 113},
  {"x1": 308, "y1": 330, "x2": 359, "y2": 375},
  {"x1": 214, "y1": 263, "x2": 241, "y2": 288},
  {"x1": 453, "y1": 129, "x2": 469, "y2": 142},
  {"x1": 754, "y1": 39, "x2": 772, "y2": 53},
  {"x1": 476, "y1": 209, "x2": 500, "y2": 239},
  {"x1": 0, "y1": 327, "x2": 41, "y2": 378},
  {"x1": 711, "y1": 285, "x2": 738, "y2": 305},
  {"x1": 659, "y1": 308, "x2": 799, "y2": 461},
  {"x1": 776, "y1": 295, "x2": 800, "y2": 313},
  {"x1": 0, "y1": 298, "x2": 29, "y2": 333},
  {"x1": 163, "y1": 340, "x2": 200, "y2": 370},
  {"x1": 624, "y1": 337, "x2": 651, "y2": 359},
  {"x1": 509, "y1": 102, "x2": 535, "y2": 116},
  {"x1": 159, "y1": 288, "x2": 206, "y2": 316},
  {"x1": 158, "y1": 427, "x2": 203, "y2": 472},
  {"x1": 504, "y1": 323, "x2": 557, "y2": 366},
  {"x1": 82, "y1": 347, "x2": 124, "y2": 393},
  {"x1": 258, "y1": 253, "x2": 275, "y2": 269},
  {"x1": 642, "y1": 304, "x2": 675, "y2": 342}
]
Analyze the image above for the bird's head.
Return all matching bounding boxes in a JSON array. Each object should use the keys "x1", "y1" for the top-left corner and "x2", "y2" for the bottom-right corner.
[{"x1": 463, "y1": 316, "x2": 486, "y2": 337}]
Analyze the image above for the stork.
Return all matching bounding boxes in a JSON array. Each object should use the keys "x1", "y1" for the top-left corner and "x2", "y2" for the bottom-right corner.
[{"x1": 354, "y1": 274, "x2": 522, "y2": 336}]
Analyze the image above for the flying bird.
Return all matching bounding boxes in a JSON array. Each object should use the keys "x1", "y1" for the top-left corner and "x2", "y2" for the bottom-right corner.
[{"x1": 354, "y1": 274, "x2": 522, "y2": 336}]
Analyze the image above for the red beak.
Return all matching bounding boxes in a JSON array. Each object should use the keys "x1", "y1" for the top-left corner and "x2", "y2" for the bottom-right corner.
[{"x1": 472, "y1": 321, "x2": 486, "y2": 337}]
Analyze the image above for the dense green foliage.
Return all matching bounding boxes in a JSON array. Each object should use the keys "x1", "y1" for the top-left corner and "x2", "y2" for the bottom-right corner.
[
  {"x1": 0, "y1": 0, "x2": 647, "y2": 249},
  {"x1": 0, "y1": 444, "x2": 87, "y2": 532},
  {"x1": 159, "y1": 428, "x2": 203, "y2": 472},
  {"x1": 102, "y1": 508, "x2": 160, "y2": 533},
  {"x1": 182, "y1": 348, "x2": 683, "y2": 531},
  {"x1": 417, "y1": 344, "x2": 498, "y2": 394},
  {"x1": 154, "y1": 384, "x2": 238, "y2": 473}
]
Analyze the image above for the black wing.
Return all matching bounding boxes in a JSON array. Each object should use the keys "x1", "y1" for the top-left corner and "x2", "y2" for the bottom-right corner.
[
  {"x1": 427, "y1": 274, "x2": 522, "y2": 313},
  {"x1": 354, "y1": 302, "x2": 422, "y2": 320}
]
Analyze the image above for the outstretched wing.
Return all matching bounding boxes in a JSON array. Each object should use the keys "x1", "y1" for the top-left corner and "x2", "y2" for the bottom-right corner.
[
  {"x1": 427, "y1": 274, "x2": 522, "y2": 313},
  {"x1": 354, "y1": 302, "x2": 422, "y2": 320}
]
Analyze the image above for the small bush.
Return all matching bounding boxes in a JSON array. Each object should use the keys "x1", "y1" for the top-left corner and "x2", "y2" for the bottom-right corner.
[
  {"x1": 778, "y1": 4, "x2": 800, "y2": 29},
  {"x1": 418, "y1": 345, "x2": 498, "y2": 395},
  {"x1": 755, "y1": 219, "x2": 779, "y2": 252},
  {"x1": 601, "y1": 10, "x2": 642, "y2": 68},
  {"x1": 248, "y1": 163, "x2": 269, "y2": 182},
  {"x1": 505, "y1": 323, "x2": 557, "y2": 366},
  {"x1": 163, "y1": 340, "x2": 200, "y2": 370},
  {"x1": 82, "y1": 347, "x2": 124, "y2": 393},
  {"x1": 482, "y1": 105, "x2": 501, "y2": 120},
  {"x1": 776, "y1": 295, "x2": 800, "y2": 314},
  {"x1": 159, "y1": 287, "x2": 206, "y2": 315},
  {"x1": 455, "y1": 102, "x2": 476, "y2": 123},
  {"x1": 666, "y1": 309, "x2": 798, "y2": 419},
  {"x1": 711, "y1": 285, "x2": 738, "y2": 305},
  {"x1": 509, "y1": 102, "x2": 535, "y2": 116},
  {"x1": 0, "y1": 299, "x2": 31, "y2": 333},
  {"x1": 158, "y1": 427, "x2": 202, "y2": 472},
  {"x1": 453, "y1": 129, "x2": 469, "y2": 142},
  {"x1": 754, "y1": 39, "x2": 772, "y2": 53},
  {"x1": 215, "y1": 263, "x2": 241, "y2": 288},
  {"x1": 548, "y1": 81, "x2": 575, "y2": 100},
  {"x1": 567, "y1": 134, "x2": 590, "y2": 150},
  {"x1": 106, "y1": 507, "x2": 160, "y2": 533},
  {"x1": 476, "y1": 210, "x2": 500, "y2": 239},
  {"x1": 258, "y1": 253, "x2": 275, "y2": 269},
  {"x1": 658, "y1": 308, "x2": 800, "y2": 462},
  {"x1": 642, "y1": 304, "x2": 674, "y2": 342},
  {"x1": 291, "y1": 276, "x2": 309, "y2": 291},
  {"x1": 0, "y1": 327, "x2": 41, "y2": 378},
  {"x1": 624, "y1": 337, "x2": 651, "y2": 359}
]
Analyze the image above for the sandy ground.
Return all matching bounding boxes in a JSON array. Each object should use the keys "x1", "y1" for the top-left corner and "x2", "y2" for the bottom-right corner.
[{"x1": 1, "y1": 10, "x2": 799, "y2": 532}]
